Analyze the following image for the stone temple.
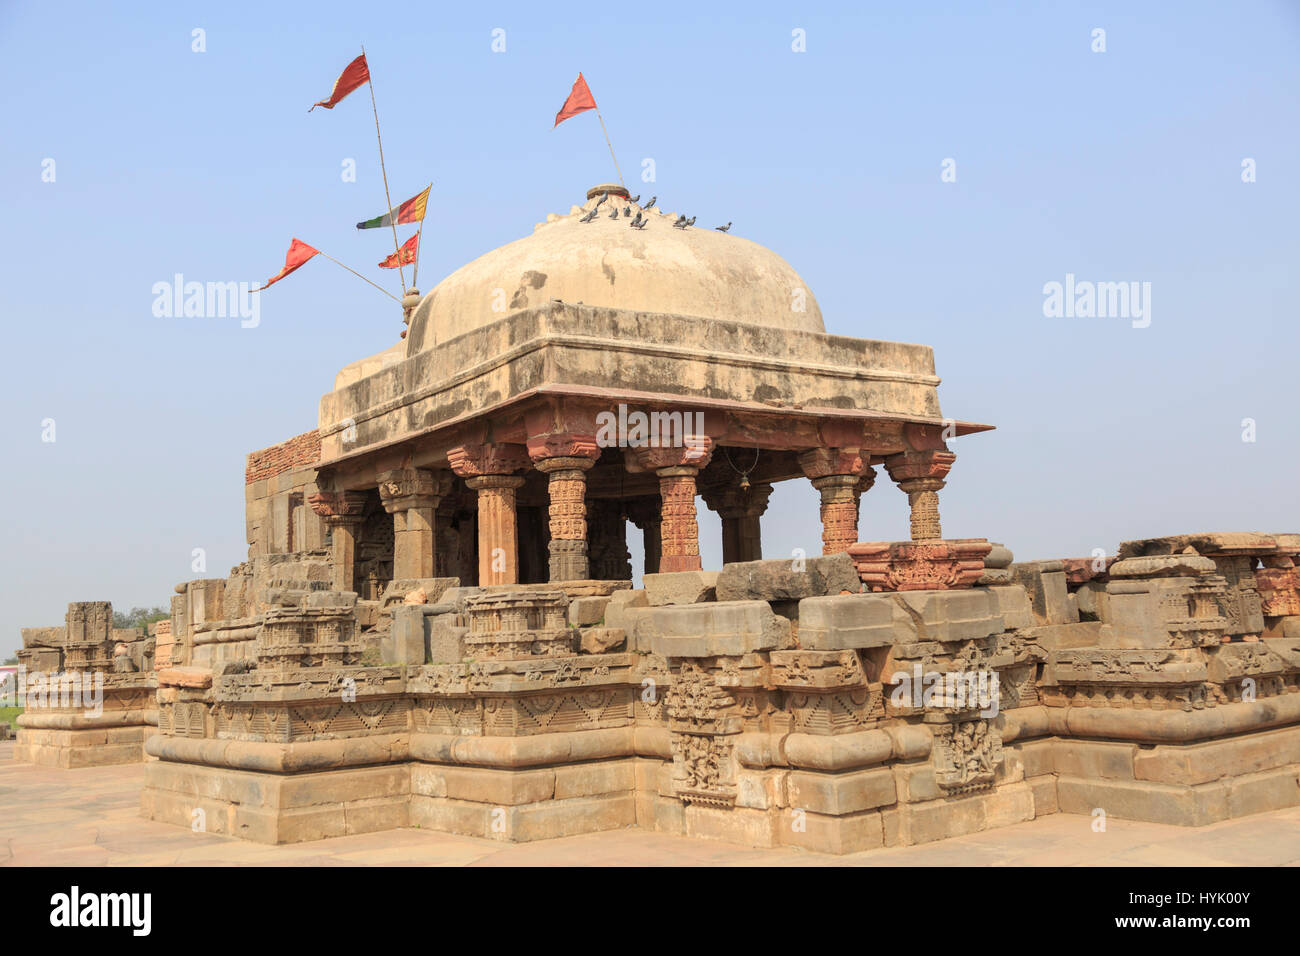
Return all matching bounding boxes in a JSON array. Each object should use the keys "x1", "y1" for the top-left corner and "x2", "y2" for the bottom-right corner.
[{"x1": 14, "y1": 183, "x2": 1300, "y2": 852}]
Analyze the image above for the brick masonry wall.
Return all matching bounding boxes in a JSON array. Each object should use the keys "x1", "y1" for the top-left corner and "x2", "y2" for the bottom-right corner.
[{"x1": 245, "y1": 430, "x2": 321, "y2": 484}]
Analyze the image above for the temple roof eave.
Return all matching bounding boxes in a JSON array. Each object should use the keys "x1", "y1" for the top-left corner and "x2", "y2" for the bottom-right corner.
[{"x1": 312, "y1": 381, "x2": 992, "y2": 484}]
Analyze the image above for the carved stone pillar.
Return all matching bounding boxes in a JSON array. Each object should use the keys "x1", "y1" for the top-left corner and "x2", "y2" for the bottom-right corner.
[
  {"x1": 526, "y1": 425, "x2": 600, "y2": 582},
  {"x1": 798, "y1": 448, "x2": 871, "y2": 555},
  {"x1": 307, "y1": 491, "x2": 369, "y2": 592},
  {"x1": 378, "y1": 467, "x2": 449, "y2": 580},
  {"x1": 468, "y1": 476, "x2": 526, "y2": 584},
  {"x1": 885, "y1": 449, "x2": 956, "y2": 541},
  {"x1": 448, "y1": 442, "x2": 530, "y2": 586},
  {"x1": 659, "y1": 468, "x2": 704, "y2": 573},
  {"x1": 626, "y1": 497, "x2": 663, "y2": 575},
  {"x1": 587, "y1": 500, "x2": 633, "y2": 581},
  {"x1": 534, "y1": 457, "x2": 595, "y2": 581},
  {"x1": 632, "y1": 438, "x2": 715, "y2": 574},
  {"x1": 701, "y1": 483, "x2": 772, "y2": 565}
]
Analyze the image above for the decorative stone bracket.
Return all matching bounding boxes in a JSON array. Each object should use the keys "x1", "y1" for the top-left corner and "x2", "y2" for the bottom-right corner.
[{"x1": 848, "y1": 539, "x2": 991, "y2": 592}]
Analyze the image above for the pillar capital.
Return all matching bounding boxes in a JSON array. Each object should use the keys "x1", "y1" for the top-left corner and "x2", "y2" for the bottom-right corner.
[
  {"x1": 447, "y1": 442, "x2": 530, "y2": 478},
  {"x1": 884, "y1": 448, "x2": 956, "y2": 486},
  {"x1": 465, "y1": 474, "x2": 526, "y2": 492},
  {"x1": 377, "y1": 467, "x2": 451, "y2": 514},
  {"x1": 629, "y1": 436, "x2": 714, "y2": 473},
  {"x1": 797, "y1": 446, "x2": 866, "y2": 481},
  {"x1": 702, "y1": 482, "x2": 771, "y2": 564},
  {"x1": 533, "y1": 454, "x2": 597, "y2": 475},
  {"x1": 526, "y1": 431, "x2": 601, "y2": 463},
  {"x1": 308, "y1": 491, "x2": 369, "y2": 592},
  {"x1": 307, "y1": 490, "x2": 369, "y2": 526},
  {"x1": 700, "y1": 482, "x2": 773, "y2": 520}
]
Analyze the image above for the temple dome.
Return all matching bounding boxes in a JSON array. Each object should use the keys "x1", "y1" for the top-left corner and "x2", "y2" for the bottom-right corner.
[{"x1": 405, "y1": 184, "x2": 824, "y2": 354}]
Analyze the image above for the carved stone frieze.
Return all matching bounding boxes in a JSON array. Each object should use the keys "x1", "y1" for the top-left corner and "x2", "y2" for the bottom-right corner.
[{"x1": 848, "y1": 539, "x2": 992, "y2": 592}]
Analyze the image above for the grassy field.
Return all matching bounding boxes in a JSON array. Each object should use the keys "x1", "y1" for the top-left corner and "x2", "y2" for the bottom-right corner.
[{"x1": 0, "y1": 706, "x2": 22, "y2": 731}]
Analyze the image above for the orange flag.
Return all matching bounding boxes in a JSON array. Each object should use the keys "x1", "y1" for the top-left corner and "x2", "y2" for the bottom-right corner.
[
  {"x1": 310, "y1": 54, "x2": 370, "y2": 111},
  {"x1": 255, "y1": 238, "x2": 318, "y2": 291},
  {"x1": 554, "y1": 72, "x2": 597, "y2": 127},
  {"x1": 378, "y1": 232, "x2": 418, "y2": 269}
]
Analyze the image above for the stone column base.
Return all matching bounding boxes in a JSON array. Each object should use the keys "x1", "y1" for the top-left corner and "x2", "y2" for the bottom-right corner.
[
  {"x1": 15, "y1": 724, "x2": 155, "y2": 768},
  {"x1": 409, "y1": 758, "x2": 637, "y2": 842},
  {"x1": 141, "y1": 760, "x2": 411, "y2": 844},
  {"x1": 140, "y1": 755, "x2": 639, "y2": 845}
]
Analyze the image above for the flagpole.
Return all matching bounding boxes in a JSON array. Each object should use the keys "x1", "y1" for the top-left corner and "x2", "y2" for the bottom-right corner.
[
  {"x1": 592, "y1": 106, "x2": 625, "y2": 190},
  {"x1": 361, "y1": 44, "x2": 407, "y2": 295},
  {"x1": 314, "y1": 248, "x2": 402, "y2": 302},
  {"x1": 412, "y1": 219, "x2": 426, "y2": 288}
]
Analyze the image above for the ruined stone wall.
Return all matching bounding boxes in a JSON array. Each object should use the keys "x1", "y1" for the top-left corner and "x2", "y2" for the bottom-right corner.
[
  {"x1": 245, "y1": 430, "x2": 321, "y2": 484},
  {"x1": 13, "y1": 602, "x2": 157, "y2": 768},
  {"x1": 131, "y1": 531, "x2": 1300, "y2": 851},
  {"x1": 243, "y1": 428, "x2": 329, "y2": 560}
]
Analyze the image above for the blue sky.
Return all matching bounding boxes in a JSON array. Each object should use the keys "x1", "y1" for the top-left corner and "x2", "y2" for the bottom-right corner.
[{"x1": 2, "y1": 1, "x2": 1298, "y2": 655}]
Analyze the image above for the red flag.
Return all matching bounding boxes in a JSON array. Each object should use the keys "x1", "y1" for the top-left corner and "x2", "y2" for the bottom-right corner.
[
  {"x1": 310, "y1": 54, "x2": 370, "y2": 111},
  {"x1": 554, "y1": 72, "x2": 597, "y2": 127},
  {"x1": 255, "y1": 238, "x2": 318, "y2": 291},
  {"x1": 378, "y1": 232, "x2": 418, "y2": 269}
]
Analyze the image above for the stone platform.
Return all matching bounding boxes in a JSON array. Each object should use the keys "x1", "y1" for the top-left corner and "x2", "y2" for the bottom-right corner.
[{"x1": 6, "y1": 741, "x2": 1300, "y2": 866}]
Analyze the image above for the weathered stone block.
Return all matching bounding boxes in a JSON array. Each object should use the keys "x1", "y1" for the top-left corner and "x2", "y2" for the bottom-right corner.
[
  {"x1": 1109, "y1": 554, "x2": 1217, "y2": 579},
  {"x1": 786, "y1": 767, "x2": 896, "y2": 815},
  {"x1": 507, "y1": 793, "x2": 637, "y2": 842},
  {"x1": 1052, "y1": 740, "x2": 1138, "y2": 780},
  {"x1": 780, "y1": 809, "x2": 884, "y2": 854},
  {"x1": 797, "y1": 594, "x2": 900, "y2": 650},
  {"x1": 429, "y1": 617, "x2": 470, "y2": 664},
  {"x1": 1133, "y1": 726, "x2": 1300, "y2": 787},
  {"x1": 644, "y1": 571, "x2": 718, "y2": 606},
  {"x1": 985, "y1": 584, "x2": 1033, "y2": 630},
  {"x1": 385, "y1": 605, "x2": 429, "y2": 664},
  {"x1": 1028, "y1": 774, "x2": 1058, "y2": 815},
  {"x1": 578, "y1": 627, "x2": 625, "y2": 654},
  {"x1": 645, "y1": 600, "x2": 790, "y2": 657},
  {"x1": 799, "y1": 590, "x2": 1002, "y2": 650},
  {"x1": 412, "y1": 765, "x2": 555, "y2": 805},
  {"x1": 884, "y1": 783, "x2": 1033, "y2": 846},
  {"x1": 985, "y1": 543, "x2": 1014, "y2": 569},
  {"x1": 714, "y1": 553, "x2": 859, "y2": 603},
  {"x1": 1075, "y1": 581, "x2": 1107, "y2": 620},
  {"x1": 1057, "y1": 775, "x2": 1226, "y2": 826},
  {"x1": 553, "y1": 759, "x2": 636, "y2": 800},
  {"x1": 603, "y1": 589, "x2": 648, "y2": 630},
  {"x1": 568, "y1": 595, "x2": 611, "y2": 626},
  {"x1": 1022, "y1": 621, "x2": 1103, "y2": 650},
  {"x1": 1010, "y1": 561, "x2": 1075, "y2": 625},
  {"x1": 891, "y1": 761, "x2": 942, "y2": 803}
]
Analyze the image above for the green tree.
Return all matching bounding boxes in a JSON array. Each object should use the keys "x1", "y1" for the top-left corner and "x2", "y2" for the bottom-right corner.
[{"x1": 112, "y1": 606, "x2": 171, "y2": 630}]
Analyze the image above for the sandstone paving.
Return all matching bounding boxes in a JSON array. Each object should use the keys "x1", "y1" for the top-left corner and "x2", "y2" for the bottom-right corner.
[{"x1": 7, "y1": 742, "x2": 1300, "y2": 866}]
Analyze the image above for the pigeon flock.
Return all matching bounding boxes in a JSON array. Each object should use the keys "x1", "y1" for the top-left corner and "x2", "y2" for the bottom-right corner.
[{"x1": 577, "y1": 191, "x2": 730, "y2": 234}]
